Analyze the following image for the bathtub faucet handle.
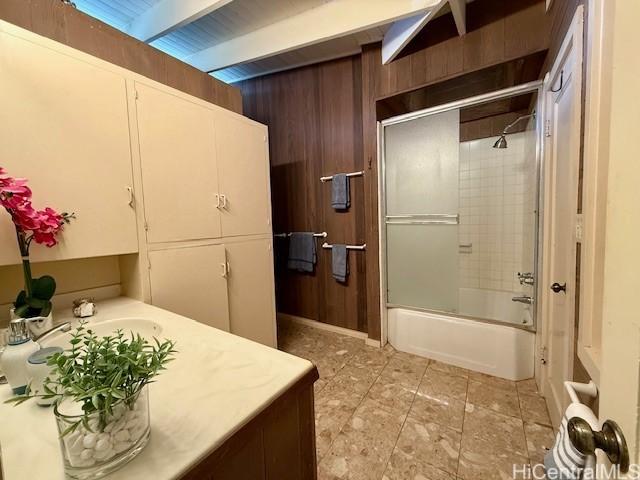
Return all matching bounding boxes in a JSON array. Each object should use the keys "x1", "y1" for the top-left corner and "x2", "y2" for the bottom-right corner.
[
  {"x1": 517, "y1": 272, "x2": 535, "y2": 286},
  {"x1": 512, "y1": 295, "x2": 534, "y2": 305}
]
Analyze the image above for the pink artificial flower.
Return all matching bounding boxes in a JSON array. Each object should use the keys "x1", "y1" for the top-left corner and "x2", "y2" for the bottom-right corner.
[
  {"x1": 32, "y1": 230, "x2": 58, "y2": 247},
  {"x1": 0, "y1": 166, "x2": 70, "y2": 249}
]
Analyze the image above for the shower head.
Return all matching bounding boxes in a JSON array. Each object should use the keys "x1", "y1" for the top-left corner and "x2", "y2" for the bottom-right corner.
[
  {"x1": 493, "y1": 135, "x2": 508, "y2": 149},
  {"x1": 492, "y1": 111, "x2": 536, "y2": 149}
]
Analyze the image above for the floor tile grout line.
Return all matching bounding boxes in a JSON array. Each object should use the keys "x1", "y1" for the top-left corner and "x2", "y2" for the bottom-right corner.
[
  {"x1": 379, "y1": 359, "x2": 431, "y2": 480},
  {"x1": 456, "y1": 369, "x2": 471, "y2": 480},
  {"x1": 516, "y1": 381, "x2": 535, "y2": 469},
  {"x1": 316, "y1": 344, "x2": 395, "y2": 470}
]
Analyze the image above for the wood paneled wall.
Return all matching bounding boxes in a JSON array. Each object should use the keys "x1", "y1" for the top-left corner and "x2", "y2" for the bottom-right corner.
[
  {"x1": 240, "y1": 57, "x2": 368, "y2": 333},
  {"x1": 546, "y1": 0, "x2": 584, "y2": 69},
  {"x1": 242, "y1": 0, "x2": 551, "y2": 340},
  {"x1": 0, "y1": 0, "x2": 242, "y2": 114}
]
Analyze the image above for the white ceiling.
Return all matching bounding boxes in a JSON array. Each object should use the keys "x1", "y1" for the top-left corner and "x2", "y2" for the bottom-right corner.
[{"x1": 73, "y1": 0, "x2": 464, "y2": 84}]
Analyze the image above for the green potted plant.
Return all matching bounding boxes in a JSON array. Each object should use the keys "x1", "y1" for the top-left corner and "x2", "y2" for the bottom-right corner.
[
  {"x1": 8, "y1": 321, "x2": 176, "y2": 479},
  {"x1": 0, "y1": 166, "x2": 74, "y2": 334}
]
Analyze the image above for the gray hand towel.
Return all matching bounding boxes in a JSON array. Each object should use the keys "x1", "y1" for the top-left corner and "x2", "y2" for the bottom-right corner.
[
  {"x1": 287, "y1": 232, "x2": 317, "y2": 273},
  {"x1": 332, "y1": 244, "x2": 349, "y2": 283},
  {"x1": 331, "y1": 174, "x2": 350, "y2": 210}
]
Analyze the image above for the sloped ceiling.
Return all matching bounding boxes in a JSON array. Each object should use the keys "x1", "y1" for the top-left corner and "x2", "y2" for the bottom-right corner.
[{"x1": 73, "y1": 0, "x2": 465, "y2": 83}]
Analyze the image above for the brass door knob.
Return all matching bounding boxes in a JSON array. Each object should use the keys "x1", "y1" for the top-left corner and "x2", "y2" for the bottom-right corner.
[{"x1": 567, "y1": 417, "x2": 630, "y2": 473}]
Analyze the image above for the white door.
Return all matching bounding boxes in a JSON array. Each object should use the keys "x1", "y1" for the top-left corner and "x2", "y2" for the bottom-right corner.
[
  {"x1": 0, "y1": 29, "x2": 138, "y2": 265},
  {"x1": 213, "y1": 110, "x2": 272, "y2": 237},
  {"x1": 148, "y1": 244, "x2": 230, "y2": 332},
  {"x1": 596, "y1": 0, "x2": 640, "y2": 464},
  {"x1": 225, "y1": 238, "x2": 277, "y2": 348},
  {"x1": 135, "y1": 82, "x2": 222, "y2": 243},
  {"x1": 541, "y1": 9, "x2": 583, "y2": 424}
]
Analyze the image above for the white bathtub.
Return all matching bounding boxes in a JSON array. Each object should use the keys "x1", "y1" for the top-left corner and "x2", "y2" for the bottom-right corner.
[{"x1": 387, "y1": 307, "x2": 535, "y2": 381}]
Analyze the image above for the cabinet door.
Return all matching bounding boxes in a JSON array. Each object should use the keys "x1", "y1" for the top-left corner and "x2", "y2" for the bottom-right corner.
[
  {"x1": 0, "y1": 31, "x2": 138, "y2": 265},
  {"x1": 214, "y1": 110, "x2": 272, "y2": 237},
  {"x1": 135, "y1": 83, "x2": 222, "y2": 243},
  {"x1": 148, "y1": 245, "x2": 230, "y2": 331},
  {"x1": 226, "y1": 239, "x2": 277, "y2": 347}
]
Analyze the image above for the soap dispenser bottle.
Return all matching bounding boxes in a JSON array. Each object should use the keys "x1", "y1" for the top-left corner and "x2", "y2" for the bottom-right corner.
[{"x1": 0, "y1": 318, "x2": 40, "y2": 394}]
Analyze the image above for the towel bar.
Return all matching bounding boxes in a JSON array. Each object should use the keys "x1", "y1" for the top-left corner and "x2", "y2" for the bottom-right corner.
[
  {"x1": 322, "y1": 242, "x2": 366, "y2": 251},
  {"x1": 320, "y1": 171, "x2": 364, "y2": 182},
  {"x1": 274, "y1": 232, "x2": 327, "y2": 238}
]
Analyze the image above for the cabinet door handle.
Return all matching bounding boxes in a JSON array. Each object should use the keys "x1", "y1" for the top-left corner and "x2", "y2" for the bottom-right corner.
[
  {"x1": 215, "y1": 193, "x2": 221, "y2": 209},
  {"x1": 220, "y1": 262, "x2": 228, "y2": 278},
  {"x1": 126, "y1": 186, "x2": 134, "y2": 208},
  {"x1": 220, "y1": 194, "x2": 227, "y2": 209}
]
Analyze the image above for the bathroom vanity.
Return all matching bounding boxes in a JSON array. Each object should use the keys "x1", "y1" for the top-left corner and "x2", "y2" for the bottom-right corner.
[{"x1": 0, "y1": 298, "x2": 318, "y2": 479}]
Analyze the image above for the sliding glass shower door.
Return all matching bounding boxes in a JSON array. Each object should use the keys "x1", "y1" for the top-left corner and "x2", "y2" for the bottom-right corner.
[
  {"x1": 384, "y1": 109, "x2": 461, "y2": 312},
  {"x1": 382, "y1": 88, "x2": 541, "y2": 329}
]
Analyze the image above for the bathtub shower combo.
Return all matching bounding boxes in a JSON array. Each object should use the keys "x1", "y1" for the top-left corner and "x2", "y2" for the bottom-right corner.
[{"x1": 379, "y1": 83, "x2": 543, "y2": 381}]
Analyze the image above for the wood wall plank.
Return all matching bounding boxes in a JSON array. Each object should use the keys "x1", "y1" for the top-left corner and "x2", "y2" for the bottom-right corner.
[
  {"x1": 241, "y1": 57, "x2": 367, "y2": 333},
  {"x1": 361, "y1": 45, "x2": 382, "y2": 341},
  {"x1": 0, "y1": 0, "x2": 242, "y2": 113}
]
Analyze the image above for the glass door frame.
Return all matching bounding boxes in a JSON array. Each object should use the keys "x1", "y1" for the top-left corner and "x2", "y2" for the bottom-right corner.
[{"x1": 378, "y1": 80, "x2": 545, "y2": 345}]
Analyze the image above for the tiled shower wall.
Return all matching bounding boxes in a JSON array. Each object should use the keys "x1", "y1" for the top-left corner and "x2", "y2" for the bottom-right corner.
[{"x1": 458, "y1": 131, "x2": 537, "y2": 293}]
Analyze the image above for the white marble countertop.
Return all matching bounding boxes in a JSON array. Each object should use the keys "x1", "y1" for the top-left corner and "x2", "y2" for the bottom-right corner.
[{"x1": 0, "y1": 297, "x2": 314, "y2": 479}]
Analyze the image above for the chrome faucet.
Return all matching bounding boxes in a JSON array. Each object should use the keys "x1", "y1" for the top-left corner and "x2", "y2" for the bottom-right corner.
[
  {"x1": 517, "y1": 272, "x2": 535, "y2": 286},
  {"x1": 512, "y1": 295, "x2": 534, "y2": 305},
  {"x1": 31, "y1": 321, "x2": 72, "y2": 343}
]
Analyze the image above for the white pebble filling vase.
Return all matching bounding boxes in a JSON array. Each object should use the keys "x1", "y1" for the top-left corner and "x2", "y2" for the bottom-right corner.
[{"x1": 54, "y1": 387, "x2": 151, "y2": 480}]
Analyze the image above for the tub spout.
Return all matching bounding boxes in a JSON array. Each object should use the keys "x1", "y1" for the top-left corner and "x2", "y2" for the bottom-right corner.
[{"x1": 512, "y1": 295, "x2": 534, "y2": 305}]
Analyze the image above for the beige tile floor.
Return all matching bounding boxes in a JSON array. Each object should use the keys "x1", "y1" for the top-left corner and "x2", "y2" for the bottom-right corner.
[{"x1": 278, "y1": 321, "x2": 557, "y2": 480}]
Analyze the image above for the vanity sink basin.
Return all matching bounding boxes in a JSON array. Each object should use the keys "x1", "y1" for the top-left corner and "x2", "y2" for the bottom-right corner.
[{"x1": 42, "y1": 318, "x2": 163, "y2": 350}]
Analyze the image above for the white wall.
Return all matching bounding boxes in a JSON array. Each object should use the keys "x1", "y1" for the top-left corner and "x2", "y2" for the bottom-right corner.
[{"x1": 0, "y1": 256, "x2": 122, "y2": 326}]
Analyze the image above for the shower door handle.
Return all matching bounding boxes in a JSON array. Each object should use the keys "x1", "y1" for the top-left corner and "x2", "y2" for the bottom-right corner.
[{"x1": 550, "y1": 282, "x2": 566, "y2": 293}]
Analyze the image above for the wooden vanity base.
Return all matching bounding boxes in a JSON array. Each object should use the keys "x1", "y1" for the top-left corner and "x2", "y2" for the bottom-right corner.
[{"x1": 181, "y1": 367, "x2": 318, "y2": 480}]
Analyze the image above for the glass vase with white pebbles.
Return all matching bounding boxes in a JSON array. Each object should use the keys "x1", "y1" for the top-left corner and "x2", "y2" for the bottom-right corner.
[{"x1": 54, "y1": 386, "x2": 150, "y2": 479}]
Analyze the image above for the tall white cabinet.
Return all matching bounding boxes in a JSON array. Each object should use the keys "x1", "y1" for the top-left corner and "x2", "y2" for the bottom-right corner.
[
  {"x1": 0, "y1": 21, "x2": 277, "y2": 348},
  {"x1": 133, "y1": 81, "x2": 276, "y2": 347}
]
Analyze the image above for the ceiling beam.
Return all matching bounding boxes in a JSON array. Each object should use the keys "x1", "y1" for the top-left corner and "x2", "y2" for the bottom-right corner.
[
  {"x1": 449, "y1": 0, "x2": 467, "y2": 36},
  {"x1": 381, "y1": 0, "x2": 447, "y2": 64},
  {"x1": 184, "y1": 0, "x2": 442, "y2": 72},
  {"x1": 126, "y1": 0, "x2": 235, "y2": 43}
]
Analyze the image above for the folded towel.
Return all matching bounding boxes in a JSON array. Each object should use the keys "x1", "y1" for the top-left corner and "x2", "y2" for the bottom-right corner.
[
  {"x1": 332, "y1": 244, "x2": 349, "y2": 282},
  {"x1": 544, "y1": 404, "x2": 596, "y2": 480},
  {"x1": 331, "y1": 174, "x2": 350, "y2": 210},
  {"x1": 287, "y1": 232, "x2": 317, "y2": 273}
]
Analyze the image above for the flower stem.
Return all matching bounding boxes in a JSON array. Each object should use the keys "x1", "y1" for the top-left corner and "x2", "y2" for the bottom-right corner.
[{"x1": 15, "y1": 228, "x2": 33, "y2": 297}]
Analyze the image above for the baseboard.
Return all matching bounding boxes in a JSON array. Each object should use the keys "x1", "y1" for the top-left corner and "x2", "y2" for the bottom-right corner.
[
  {"x1": 365, "y1": 338, "x2": 382, "y2": 348},
  {"x1": 277, "y1": 313, "x2": 368, "y2": 340}
]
